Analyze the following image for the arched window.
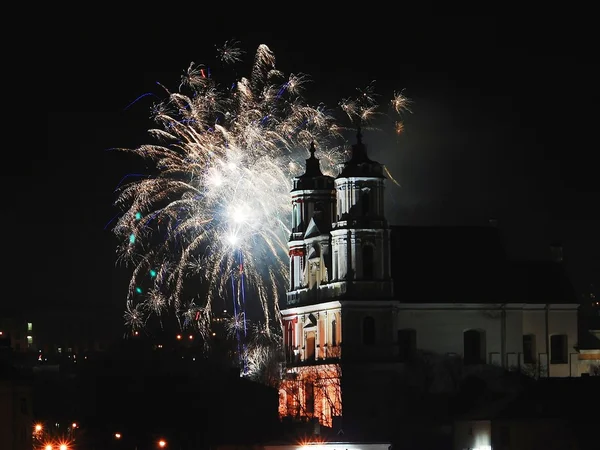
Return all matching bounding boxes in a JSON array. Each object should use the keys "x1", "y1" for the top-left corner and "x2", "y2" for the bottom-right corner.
[
  {"x1": 398, "y1": 329, "x2": 417, "y2": 362},
  {"x1": 362, "y1": 188, "x2": 371, "y2": 215},
  {"x1": 305, "y1": 381, "x2": 315, "y2": 414},
  {"x1": 306, "y1": 331, "x2": 316, "y2": 361},
  {"x1": 286, "y1": 322, "x2": 294, "y2": 362},
  {"x1": 464, "y1": 329, "x2": 486, "y2": 365},
  {"x1": 363, "y1": 245, "x2": 374, "y2": 279},
  {"x1": 292, "y1": 204, "x2": 298, "y2": 231},
  {"x1": 363, "y1": 316, "x2": 375, "y2": 345},
  {"x1": 333, "y1": 250, "x2": 338, "y2": 280},
  {"x1": 331, "y1": 319, "x2": 337, "y2": 347},
  {"x1": 550, "y1": 334, "x2": 568, "y2": 364}
]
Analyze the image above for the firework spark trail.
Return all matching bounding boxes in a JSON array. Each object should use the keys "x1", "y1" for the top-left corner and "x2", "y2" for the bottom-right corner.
[{"x1": 113, "y1": 42, "x2": 410, "y2": 338}]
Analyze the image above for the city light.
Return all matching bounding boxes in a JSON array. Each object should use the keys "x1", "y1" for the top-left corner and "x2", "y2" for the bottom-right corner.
[
  {"x1": 114, "y1": 432, "x2": 122, "y2": 439},
  {"x1": 35, "y1": 423, "x2": 43, "y2": 432},
  {"x1": 158, "y1": 439, "x2": 167, "y2": 448}
]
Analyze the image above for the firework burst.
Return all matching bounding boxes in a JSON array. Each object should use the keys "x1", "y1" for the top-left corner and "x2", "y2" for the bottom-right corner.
[{"x1": 112, "y1": 42, "x2": 409, "y2": 338}]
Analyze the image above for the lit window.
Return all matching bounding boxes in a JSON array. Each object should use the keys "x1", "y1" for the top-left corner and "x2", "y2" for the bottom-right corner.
[
  {"x1": 27, "y1": 336, "x2": 33, "y2": 345},
  {"x1": 27, "y1": 322, "x2": 33, "y2": 331}
]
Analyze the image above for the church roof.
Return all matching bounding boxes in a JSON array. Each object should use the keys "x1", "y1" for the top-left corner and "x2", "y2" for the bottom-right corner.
[
  {"x1": 389, "y1": 225, "x2": 577, "y2": 304},
  {"x1": 336, "y1": 130, "x2": 385, "y2": 179}
]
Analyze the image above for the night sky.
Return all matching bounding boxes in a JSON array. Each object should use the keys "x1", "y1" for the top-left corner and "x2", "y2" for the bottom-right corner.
[{"x1": 14, "y1": 9, "x2": 600, "y2": 320}]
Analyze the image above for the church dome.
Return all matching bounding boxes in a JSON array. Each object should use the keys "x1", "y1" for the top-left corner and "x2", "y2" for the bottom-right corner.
[
  {"x1": 336, "y1": 130, "x2": 385, "y2": 179},
  {"x1": 292, "y1": 142, "x2": 334, "y2": 191}
]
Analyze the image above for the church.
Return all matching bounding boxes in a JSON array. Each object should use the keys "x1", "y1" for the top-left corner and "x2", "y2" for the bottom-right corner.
[{"x1": 277, "y1": 132, "x2": 586, "y2": 433}]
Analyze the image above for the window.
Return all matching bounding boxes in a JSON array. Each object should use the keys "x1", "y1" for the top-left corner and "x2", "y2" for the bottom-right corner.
[
  {"x1": 362, "y1": 188, "x2": 371, "y2": 215},
  {"x1": 550, "y1": 334, "x2": 568, "y2": 364},
  {"x1": 363, "y1": 316, "x2": 375, "y2": 345},
  {"x1": 362, "y1": 245, "x2": 374, "y2": 279},
  {"x1": 286, "y1": 322, "x2": 293, "y2": 362},
  {"x1": 331, "y1": 319, "x2": 337, "y2": 347},
  {"x1": 286, "y1": 390, "x2": 297, "y2": 416},
  {"x1": 523, "y1": 334, "x2": 536, "y2": 364},
  {"x1": 27, "y1": 322, "x2": 33, "y2": 331},
  {"x1": 305, "y1": 331, "x2": 316, "y2": 361},
  {"x1": 305, "y1": 382, "x2": 315, "y2": 414},
  {"x1": 292, "y1": 204, "x2": 298, "y2": 231},
  {"x1": 398, "y1": 329, "x2": 417, "y2": 362},
  {"x1": 464, "y1": 329, "x2": 486, "y2": 365}
]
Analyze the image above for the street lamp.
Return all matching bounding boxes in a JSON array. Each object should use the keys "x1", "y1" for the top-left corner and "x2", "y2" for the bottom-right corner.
[
  {"x1": 114, "y1": 432, "x2": 122, "y2": 439},
  {"x1": 158, "y1": 439, "x2": 167, "y2": 448}
]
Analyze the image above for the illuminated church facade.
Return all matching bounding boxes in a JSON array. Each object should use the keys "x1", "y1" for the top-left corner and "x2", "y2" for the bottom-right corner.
[{"x1": 278, "y1": 134, "x2": 583, "y2": 432}]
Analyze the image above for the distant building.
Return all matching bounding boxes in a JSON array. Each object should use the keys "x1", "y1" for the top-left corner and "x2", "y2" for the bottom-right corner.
[
  {"x1": 0, "y1": 366, "x2": 33, "y2": 450},
  {"x1": 0, "y1": 316, "x2": 36, "y2": 353},
  {"x1": 278, "y1": 134, "x2": 585, "y2": 436},
  {"x1": 453, "y1": 377, "x2": 600, "y2": 450},
  {"x1": 0, "y1": 308, "x2": 119, "y2": 363},
  {"x1": 577, "y1": 284, "x2": 600, "y2": 375}
]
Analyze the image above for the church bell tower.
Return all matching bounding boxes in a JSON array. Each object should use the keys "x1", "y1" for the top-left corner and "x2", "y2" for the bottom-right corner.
[
  {"x1": 287, "y1": 142, "x2": 337, "y2": 305},
  {"x1": 330, "y1": 129, "x2": 393, "y2": 299}
]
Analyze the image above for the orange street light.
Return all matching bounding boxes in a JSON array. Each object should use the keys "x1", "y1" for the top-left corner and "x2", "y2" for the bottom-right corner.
[
  {"x1": 114, "y1": 432, "x2": 122, "y2": 439},
  {"x1": 44, "y1": 445, "x2": 53, "y2": 450},
  {"x1": 59, "y1": 444, "x2": 68, "y2": 450},
  {"x1": 71, "y1": 422, "x2": 77, "y2": 428},
  {"x1": 158, "y1": 439, "x2": 167, "y2": 448},
  {"x1": 35, "y1": 423, "x2": 43, "y2": 432}
]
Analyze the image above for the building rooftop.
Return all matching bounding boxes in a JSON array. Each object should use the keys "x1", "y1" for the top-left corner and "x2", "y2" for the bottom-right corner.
[{"x1": 389, "y1": 225, "x2": 577, "y2": 304}]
